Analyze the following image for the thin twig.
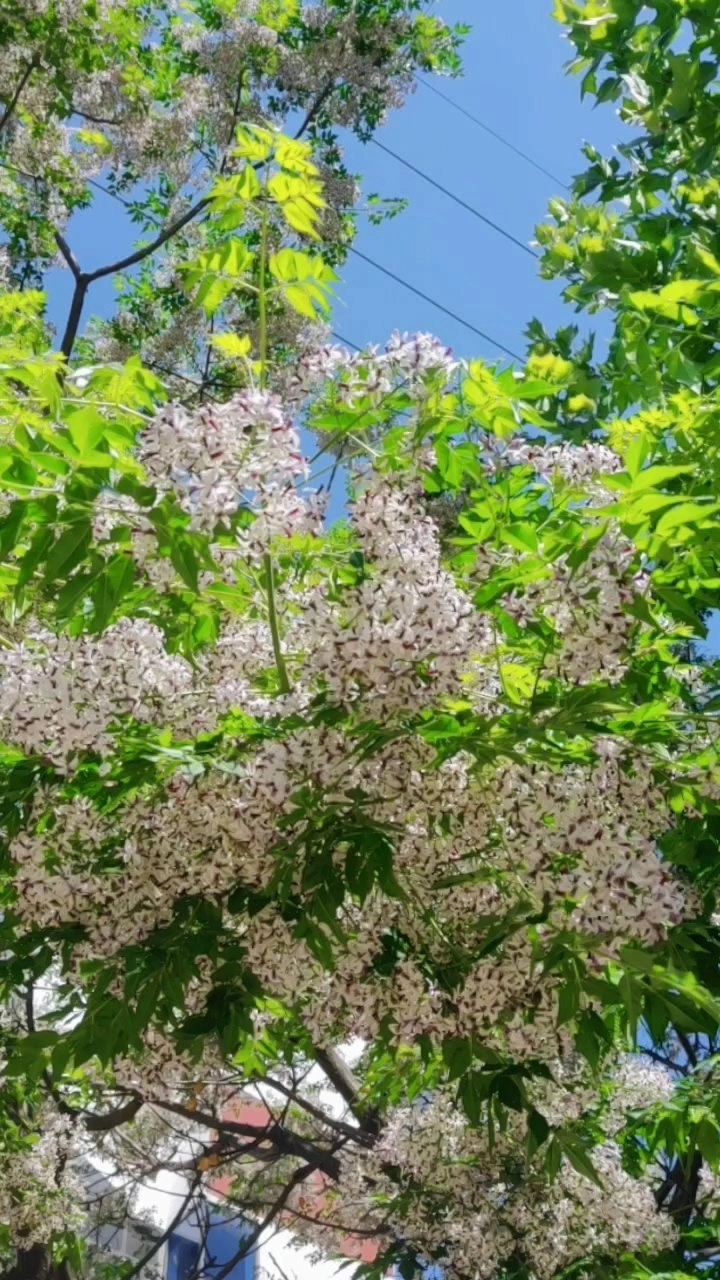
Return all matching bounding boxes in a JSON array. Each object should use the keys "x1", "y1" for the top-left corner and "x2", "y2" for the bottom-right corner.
[{"x1": 293, "y1": 83, "x2": 335, "y2": 140}]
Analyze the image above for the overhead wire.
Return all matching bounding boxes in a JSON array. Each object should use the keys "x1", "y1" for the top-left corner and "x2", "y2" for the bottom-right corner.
[
  {"x1": 331, "y1": 331, "x2": 363, "y2": 351},
  {"x1": 418, "y1": 75, "x2": 571, "y2": 192},
  {"x1": 348, "y1": 247, "x2": 522, "y2": 361},
  {"x1": 85, "y1": 171, "x2": 524, "y2": 362},
  {"x1": 370, "y1": 138, "x2": 538, "y2": 260},
  {"x1": 1, "y1": 160, "x2": 521, "y2": 363}
]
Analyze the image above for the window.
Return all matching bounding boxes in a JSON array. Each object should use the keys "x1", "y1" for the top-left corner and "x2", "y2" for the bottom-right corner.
[
  {"x1": 167, "y1": 1233, "x2": 203, "y2": 1280},
  {"x1": 167, "y1": 1210, "x2": 254, "y2": 1280},
  {"x1": 205, "y1": 1210, "x2": 254, "y2": 1280}
]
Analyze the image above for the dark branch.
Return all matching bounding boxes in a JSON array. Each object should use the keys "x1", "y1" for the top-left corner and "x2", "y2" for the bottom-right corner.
[
  {"x1": 52, "y1": 78, "x2": 337, "y2": 362},
  {"x1": 677, "y1": 1030, "x2": 699, "y2": 1068},
  {"x1": 655, "y1": 1151, "x2": 703, "y2": 1224},
  {"x1": 120, "y1": 1174, "x2": 201, "y2": 1280},
  {"x1": 73, "y1": 108, "x2": 124, "y2": 127},
  {"x1": 86, "y1": 196, "x2": 211, "y2": 285},
  {"x1": 261, "y1": 1074, "x2": 374, "y2": 1146},
  {"x1": 643, "y1": 1046, "x2": 688, "y2": 1075},
  {"x1": 24, "y1": 983, "x2": 35, "y2": 1033},
  {"x1": 54, "y1": 196, "x2": 211, "y2": 361},
  {"x1": 205, "y1": 1162, "x2": 321, "y2": 1280},
  {"x1": 84, "y1": 1094, "x2": 144, "y2": 1132},
  {"x1": 293, "y1": 83, "x2": 335, "y2": 140},
  {"x1": 59, "y1": 275, "x2": 90, "y2": 362},
  {"x1": 314, "y1": 1046, "x2": 381, "y2": 1137},
  {"x1": 0, "y1": 57, "x2": 39, "y2": 135},
  {"x1": 54, "y1": 231, "x2": 83, "y2": 280},
  {"x1": 150, "y1": 1095, "x2": 341, "y2": 1180}
]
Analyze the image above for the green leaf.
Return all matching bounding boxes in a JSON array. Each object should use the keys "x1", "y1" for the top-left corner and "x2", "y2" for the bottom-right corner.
[
  {"x1": 545, "y1": 1136, "x2": 562, "y2": 1181},
  {"x1": 169, "y1": 538, "x2": 199, "y2": 591},
  {"x1": 558, "y1": 1134, "x2": 604, "y2": 1188},
  {"x1": 91, "y1": 554, "x2": 136, "y2": 629},
  {"x1": 442, "y1": 1037, "x2": 473, "y2": 1081},
  {"x1": 42, "y1": 522, "x2": 92, "y2": 583},
  {"x1": 654, "y1": 501, "x2": 720, "y2": 535},
  {"x1": 628, "y1": 465, "x2": 695, "y2": 493},
  {"x1": 527, "y1": 1107, "x2": 550, "y2": 1157},
  {"x1": 66, "y1": 407, "x2": 108, "y2": 456}
]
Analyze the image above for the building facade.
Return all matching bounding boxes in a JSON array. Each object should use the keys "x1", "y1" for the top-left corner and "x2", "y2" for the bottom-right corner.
[{"x1": 84, "y1": 1096, "x2": 385, "y2": 1280}]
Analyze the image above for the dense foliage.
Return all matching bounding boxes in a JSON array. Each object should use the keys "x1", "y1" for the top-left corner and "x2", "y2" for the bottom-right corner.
[{"x1": 2, "y1": 4, "x2": 720, "y2": 1280}]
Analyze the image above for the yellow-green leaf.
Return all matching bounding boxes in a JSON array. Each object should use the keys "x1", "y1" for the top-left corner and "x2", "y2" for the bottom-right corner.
[
  {"x1": 211, "y1": 333, "x2": 253, "y2": 359},
  {"x1": 655, "y1": 500, "x2": 720, "y2": 535}
]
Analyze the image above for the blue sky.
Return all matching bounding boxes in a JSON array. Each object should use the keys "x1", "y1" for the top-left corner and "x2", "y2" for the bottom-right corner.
[
  {"x1": 44, "y1": 2, "x2": 720, "y2": 655},
  {"x1": 336, "y1": 0, "x2": 619, "y2": 361},
  {"x1": 49, "y1": 0, "x2": 622, "y2": 362},
  {"x1": 40, "y1": 0, "x2": 720, "y2": 671}
]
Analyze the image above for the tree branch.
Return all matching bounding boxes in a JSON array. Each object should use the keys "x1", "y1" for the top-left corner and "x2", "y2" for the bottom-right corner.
[
  {"x1": 677, "y1": 1030, "x2": 699, "y2": 1069},
  {"x1": 260, "y1": 1074, "x2": 374, "y2": 1147},
  {"x1": 643, "y1": 1046, "x2": 688, "y2": 1075},
  {"x1": 84, "y1": 1094, "x2": 144, "y2": 1133},
  {"x1": 314, "y1": 1046, "x2": 381, "y2": 1137},
  {"x1": 54, "y1": 231, "x2": 83, "y2": 280},
  {"x1": 58, "y1": 275, "x2": 90, "y2": 362},
  {"x1": 293, "y1": 83, "x2": 335, "y2": 140},
  {"x1": 73, "y1": 108, "x2": 123, "y2": 127},
  {"x1": 0, "y1": 57, "x2": 39, "y2": 135},
  {"x1": 205, "y1": 1162, "x2": 321, "y2": 1280},
  {"x1": 149, "y1": 1095, "x2": 342, "y2": 1180},
  {"x1": 85, "y1": 195, "x2": 212, "y2": 286},
  {"x1": 120, "y1": 1173, "x2": 201, "y2": 1280},
  {"x1": 52, "y1": 78, "x2": 338, "y2": 362},
  {"x1": 54, "y1": 198, "x2": 211, "y2": 361}
]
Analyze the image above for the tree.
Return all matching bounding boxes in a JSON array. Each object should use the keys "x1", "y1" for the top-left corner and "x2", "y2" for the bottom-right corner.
[{"x1": 2, "y1": 3, "x2": 720, "y2": 1280}]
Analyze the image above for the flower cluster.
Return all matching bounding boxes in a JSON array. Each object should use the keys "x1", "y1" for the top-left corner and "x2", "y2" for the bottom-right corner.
[
  {"x1": 301, "y1": 480, "x2": 486, "y2": 715},
  {"x1": 503, "y1": 439, "x2": 623, "y2": 490},
  {"x1": 137, "y1": 390, "x2": 307, "y2": 532},
  {"x1": 0, "y1": 354, "x2": 713, "y2": 1280},
  {"x1": 0, "y1": 1106, "x2": 81, "y2": 1247},
  {"x1": 0, "y1": 619, "x2": 193, "y2": 770},
  {"x1": 302, "y1": 1075, "x2": 678, "y2": 1280},
  {"x1": 490, "y1": 520, "x2": 647, "y2": 685},
  {"x1": 284, "y1": 331, "x2": 458, "y2": 410},
  {"x1": 9, "y1": 725, "x2": 686, "y2": 1057},
  {"x1": 275, "y1": 8, "x2": 420, "y2": 127},
  {"x1": 2, "y1": 399, "x2": 698, "y2": 1069}
]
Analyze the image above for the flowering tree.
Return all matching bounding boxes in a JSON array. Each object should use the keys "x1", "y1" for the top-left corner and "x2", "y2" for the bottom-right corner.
[{"x1": 2, "y1": 3, "x2": 720, "y2": 1280}]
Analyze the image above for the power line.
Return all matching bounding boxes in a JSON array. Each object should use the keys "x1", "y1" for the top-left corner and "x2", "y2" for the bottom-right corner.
[
  {"x1": 418, "y1": 76, "x2": 570, "y2": 192},
  {"x1": 0, "y1": 160, "x2": 519, "y2": 362},
  {"x1": 348, "y1": 247, "x2": 522, "y2": 361},
  {"x1": 331, "y1": 330, "x2": 363, "y2": 351},
  {"x1": 371, "y1": 138, "x2": 538, "y2": 260},
  {"x1": 74, "y1": 170, "x2": 523, "y2": 360}
]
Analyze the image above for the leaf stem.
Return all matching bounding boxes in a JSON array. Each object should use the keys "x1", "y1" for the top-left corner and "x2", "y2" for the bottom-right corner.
[
  {"x1": 258, "y1": 200, "x2": 269, "y2": 388},
  {"x1": 264, "y1": 551, "x2": 291, "y2": 695},
  {"x1": 255, "y1": 189, "x2": 289, "y2": 693}
]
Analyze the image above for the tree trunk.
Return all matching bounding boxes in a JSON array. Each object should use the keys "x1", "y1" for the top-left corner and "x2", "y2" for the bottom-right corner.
[{"x1": 0, "y1": 1246, "x2": 72, "y2": 1280}]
